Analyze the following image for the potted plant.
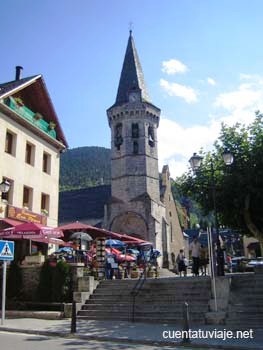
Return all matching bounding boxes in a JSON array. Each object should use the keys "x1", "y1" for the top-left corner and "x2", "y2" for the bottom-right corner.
[
  {"x1": 131, "y1": 265, "x2": 139, "y2": 278},
  {"x1": 48, "y1": 121, "x2": 56, "y2": 130},
  {"x1": 118, "y1": 264, "x2": 125, "y2": 279},
  {"x1": 34, "y1": 112, "x2": 43, "y2": 121},
  {"x1": 41, "y1": 209, "x2": 48, "y2": 216},
  {"x1": 147, "y1": 265, "x2": 155, "y2": 278},
  {"x1": 14, "y1": 97, "x2": 24, "y2": 107}
]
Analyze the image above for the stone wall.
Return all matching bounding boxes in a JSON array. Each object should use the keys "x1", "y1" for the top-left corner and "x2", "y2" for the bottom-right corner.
[
  {"x1": 0, "y1": 264, "x2": 41, "y2": 301},
  {"x1": 21, "y1": 265, "x2": 41, "y2": 300},
  {"x1": 161, "y1": 166, "x2": 184, "y2": 268}
]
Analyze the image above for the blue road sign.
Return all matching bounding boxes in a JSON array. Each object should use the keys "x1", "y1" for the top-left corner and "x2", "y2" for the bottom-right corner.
[{"x1": 0, "y1": 241, "x2": 14, "y2": 261}]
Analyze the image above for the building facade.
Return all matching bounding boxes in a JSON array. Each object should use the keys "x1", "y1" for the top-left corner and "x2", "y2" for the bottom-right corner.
[
  {"x1": 104, "y1": 32, "x2": 184, "y2": 266},
  {"x1": 0, "y1": 67, "x2": 67, "y2": 228}
]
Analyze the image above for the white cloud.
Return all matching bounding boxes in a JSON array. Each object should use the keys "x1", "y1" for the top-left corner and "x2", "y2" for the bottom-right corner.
[
  {"x1": 239, "y1": 73, "x2": 263, "y2": 84},
  {"x1": 162, "y1": 59, "x2": 188, "y2": 75},
  {"x1": 158, "y1": 117, "x2": 220, "y2": 178},
  {"x1": 160, "y1": 79, "x2": 198, "y2": 103},
  {"x1": 158, "y1": 74, "x2": 263, "y2": 179},
  {"x1": 214, "y1": 84, "x2": 262, "y2": 111},
  {"x1": 214, "y1": 75, "x2": 263, "y2": 125},
  {"x1": 207, "y1": 77, "x2": 216, "y2": 86}
]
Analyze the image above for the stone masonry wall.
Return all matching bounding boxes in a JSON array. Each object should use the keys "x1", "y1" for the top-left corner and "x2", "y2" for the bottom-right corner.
[{"x1": 21, "y1": 265, "x2": 41, "y2": 300}]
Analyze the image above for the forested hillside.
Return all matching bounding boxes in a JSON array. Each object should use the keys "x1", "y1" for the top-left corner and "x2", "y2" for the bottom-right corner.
[
  {"x1": 59, "y1": 146, "x2": 192, "y2": 228},
  {"x1": 59, "y1": 146, "x2": 111, "y2": 191}
]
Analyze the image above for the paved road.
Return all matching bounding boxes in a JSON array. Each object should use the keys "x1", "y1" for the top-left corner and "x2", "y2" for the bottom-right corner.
[{"x1": 0, "y1": 331, "x2": 219, "y2": 350}]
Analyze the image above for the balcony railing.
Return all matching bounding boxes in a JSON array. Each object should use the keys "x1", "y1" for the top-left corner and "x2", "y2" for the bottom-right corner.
[{"x1": 4, "y1": 97, "x2": 57, "y2": 140}]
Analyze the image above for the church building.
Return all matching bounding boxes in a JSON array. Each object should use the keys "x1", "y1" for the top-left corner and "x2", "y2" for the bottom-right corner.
[
  {"x1": 103, "y1": 31, "x2": 184, "y2": 267},
  {"x1": 59, "y1": 32, "x2": 185, "y2": 268}
]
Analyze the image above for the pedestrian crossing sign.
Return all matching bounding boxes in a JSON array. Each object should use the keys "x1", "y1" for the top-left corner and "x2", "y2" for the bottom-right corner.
[{"x1": 0, "y1": 240, "x2": 14, "y2": 261}]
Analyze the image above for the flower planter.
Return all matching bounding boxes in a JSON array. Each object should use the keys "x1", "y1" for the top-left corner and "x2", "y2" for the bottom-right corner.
[
  {"x1": 131, "y1": 271, "x2": 139, "y2": 278},
  {"x1": 147, "y1": 271, "x2": 155, "y2": 278},
  {"x1": 34, "y1": 112, "x2": 43, "y2": 121},
  {"x1": 25, "y1": 255, "x2": 45, "y2": 265},
  {"x1": 48, "y1": 122, "x2": 56, "y2": 130},
  {"x1": 14, "y1": 97, "x2": 24, "y2": 107}
]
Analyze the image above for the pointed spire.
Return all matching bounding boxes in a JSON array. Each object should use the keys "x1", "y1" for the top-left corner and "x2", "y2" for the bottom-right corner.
[{"x1": 115, "y1": 32, "x2": 150, "y2": 105}]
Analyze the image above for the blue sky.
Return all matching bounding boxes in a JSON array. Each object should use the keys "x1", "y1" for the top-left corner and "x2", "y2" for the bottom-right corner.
[{"x1": 2, "y1": 0, "x2": 263, "y2": 177}]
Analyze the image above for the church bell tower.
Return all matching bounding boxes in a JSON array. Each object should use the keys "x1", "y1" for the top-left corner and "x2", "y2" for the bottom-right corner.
[{"x1": 104, "y1": 31, "x2": 166, "y2": 252}]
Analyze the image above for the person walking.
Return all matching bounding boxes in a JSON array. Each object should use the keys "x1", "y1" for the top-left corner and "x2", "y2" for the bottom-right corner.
[
  {"x1": 200, "y1": 245, "x2": 208, "y2": 276},
  {"x1": 176, "y1": 249, "x2": 187, "y2": 276},
  {"x1": 189, "y1": 236, "x2": 201, "y2": 276}
]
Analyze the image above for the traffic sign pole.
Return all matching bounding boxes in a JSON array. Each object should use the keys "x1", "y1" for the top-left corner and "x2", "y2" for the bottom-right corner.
[
  {"x1": 0, "y1": 240, "x2": 15, "y2": 325},
  {"x1": 1, "y1": 260, "x2": 7, "y2": 325}
]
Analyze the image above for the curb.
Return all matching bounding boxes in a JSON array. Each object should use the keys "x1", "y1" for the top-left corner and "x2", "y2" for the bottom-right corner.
[{"x1": 0, "y1": 327, "x2": 259, "y2": 350}]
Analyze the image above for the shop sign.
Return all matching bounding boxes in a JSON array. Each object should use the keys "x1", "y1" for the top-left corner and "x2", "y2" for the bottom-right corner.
[{"x1": 7, "y1": 205, "x2": 47, "y2": 225}]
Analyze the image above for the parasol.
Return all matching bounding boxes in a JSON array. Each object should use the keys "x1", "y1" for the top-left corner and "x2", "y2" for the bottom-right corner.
[{"x1": 69, "y1": 231, "x2": 93, "y2": 241}]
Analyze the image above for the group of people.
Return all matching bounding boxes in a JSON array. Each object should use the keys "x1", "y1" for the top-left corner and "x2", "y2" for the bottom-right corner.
[
  {"x1": 103, "y1": 246, "x2": 159, "y2": 280},
  {"x1": 189, "y1": 236, "x2": 209, "y2": 276},
  {"x1": 175, "y1": 236, "x2": 209, "y2": 277}
]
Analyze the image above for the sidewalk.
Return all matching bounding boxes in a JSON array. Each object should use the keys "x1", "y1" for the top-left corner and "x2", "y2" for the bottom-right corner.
[{"x1": 0, "y1": 317, "x2": 262, "y2": 349}]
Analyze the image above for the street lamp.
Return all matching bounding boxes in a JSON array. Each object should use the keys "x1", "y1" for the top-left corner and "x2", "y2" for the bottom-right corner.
[
  {"x1": 222, "y1": 150, "x2": 234, "y2": 166},
  {"x1": 189, "y1": 150, "x2": 234, "y2": 276},
  {"x1": 0, "y1": 179, "x2": 10, "y2": 201}
]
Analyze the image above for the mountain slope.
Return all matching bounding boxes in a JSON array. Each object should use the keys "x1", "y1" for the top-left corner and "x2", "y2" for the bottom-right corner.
[{"x1": 59, "y1": 146, "x2": 111, "y2": 191}]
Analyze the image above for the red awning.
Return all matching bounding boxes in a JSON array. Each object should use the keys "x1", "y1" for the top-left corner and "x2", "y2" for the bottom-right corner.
[
  {"x1": 27, "y1": 237, "x2": 72, "y2": 246},
  {"x1": 0, "y1": 218, "x2": 23, "y2": 227},
  {"x1": 57, "y1": 221, "x2": 93, "y2": 231},
  {"x1": 57, "y1": 221, "x2": 123, "y2": 240},
  {"x1": 0, "y1": 222, "x2": 63, "y2": 239},
  {"x1": 57, "y1": 221, "x2": 152, "y2": 245},
  {"x1": 120, "y1": 234, "x2": 151, "y2": 245}
]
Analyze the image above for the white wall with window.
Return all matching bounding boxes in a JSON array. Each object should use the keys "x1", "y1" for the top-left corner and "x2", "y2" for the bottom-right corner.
[{"x1": 0, "y1": 111, "x2": 61, "y2": 226}]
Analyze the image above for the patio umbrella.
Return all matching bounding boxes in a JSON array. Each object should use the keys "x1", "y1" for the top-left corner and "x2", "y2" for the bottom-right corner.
[
  {"x1": 0, "y1": 222, "x2": 63, "y2": 239},
  {"x1": 105, "y1": 247, "x2": 136, "y2": 262},
  {"x1": 105, "y1": 239, "x2": 126, "y2": 248},
  {"x1": 0, "y1": 222, "x2": 64, "y2": 255},
  {"x1": 152, "y1": 249, "x2": 161, "y2": 257},
  {"x1": 69, "y1": 231, "x2": 93, "y2": 241},
  {"x1": 55, "y1": 247, "x2": 73, "y2": 253}
]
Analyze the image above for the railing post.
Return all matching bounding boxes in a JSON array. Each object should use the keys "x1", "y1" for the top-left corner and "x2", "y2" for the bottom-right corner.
[
  {"x1": 71, "y1": 300, "x2": 77, "y2": 333},
  {"x1": 130, "y1": 265, "x2": 148, "y2": 323},
  {"x1": 182, "y1": 302, "x2": 190, "y2": 343},
  {"x1": 131, "y1": 293, "x2": 135, "y2": 323}
]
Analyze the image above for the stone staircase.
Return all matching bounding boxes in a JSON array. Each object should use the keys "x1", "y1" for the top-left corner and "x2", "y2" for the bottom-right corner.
[
  {"x1": 158, "y1": 268, "x2": 177, "y2": 278},
  {"x1": 77, "y1": 276, "x2": 211, "y2": 324},
  {"x1": 226, "y1": 273, "x2": 263, "y2": 328}
]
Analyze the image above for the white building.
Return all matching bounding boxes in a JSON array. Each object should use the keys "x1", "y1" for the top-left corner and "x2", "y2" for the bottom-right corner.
[{"x1": 0, "y1": 67, "x2": 67, "y2": 231}]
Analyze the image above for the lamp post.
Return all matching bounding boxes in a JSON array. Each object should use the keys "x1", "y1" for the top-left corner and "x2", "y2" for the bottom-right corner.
[
  {"x1": 189, "y1": 151, "x2": 233, "y2": 276},
  {"x1": 0, "y1": 179, "x2": 10, "y2": 202}
]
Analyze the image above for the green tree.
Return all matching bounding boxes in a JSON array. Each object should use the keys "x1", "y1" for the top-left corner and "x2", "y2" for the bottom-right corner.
[
  {"x1": 6, "y1": 262, "x2": 23, "y2": 299},
  {"x1": 178, "y1": 112, "x2": 263, "y2": 252},
  {"x1": 59, "y1": 146, "x2": 111, "y2": 191},
  {"x1": 37, "y1": 260, "x2": 54, "y2": 302},
  {"x1": 52, "y1": 260, "x2": 72, "y2": 302}
]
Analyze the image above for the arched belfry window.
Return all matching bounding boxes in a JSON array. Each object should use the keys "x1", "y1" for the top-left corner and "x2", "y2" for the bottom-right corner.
[
  {"x1": 132, "y1": 123, "x2": 139, "y2": 138},
  {"x1": 148, "y1": 125, "x2": 154, "y2": 147},
  {"x1": 114, "y1": 123, "x2": 123, "y2": 150}
]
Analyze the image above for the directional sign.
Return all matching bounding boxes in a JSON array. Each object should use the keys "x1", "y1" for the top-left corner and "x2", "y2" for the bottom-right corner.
[{"x1": 0, "y1": 240, "x2": 14, "y2": 261}]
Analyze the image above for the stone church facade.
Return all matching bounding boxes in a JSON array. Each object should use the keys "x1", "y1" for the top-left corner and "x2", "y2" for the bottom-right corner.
[{"x1": 104, "y1": 31, "x2": 184, "y2": 267}]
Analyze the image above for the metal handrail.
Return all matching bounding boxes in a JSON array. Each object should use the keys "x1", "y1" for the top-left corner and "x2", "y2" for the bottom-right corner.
[{"x1": 130, "y1": 265, "x2": 148, "y2": 322}]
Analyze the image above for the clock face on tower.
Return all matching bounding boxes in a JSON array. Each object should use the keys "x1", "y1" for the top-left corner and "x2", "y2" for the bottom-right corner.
[{"x1": 128, "y1": 91, "x2": 140, "y2": 102}]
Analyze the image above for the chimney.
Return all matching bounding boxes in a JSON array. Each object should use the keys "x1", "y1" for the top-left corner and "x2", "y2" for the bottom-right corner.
[{"x1": 15, "y1": 66, "x2": 23, "y2": 80}]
